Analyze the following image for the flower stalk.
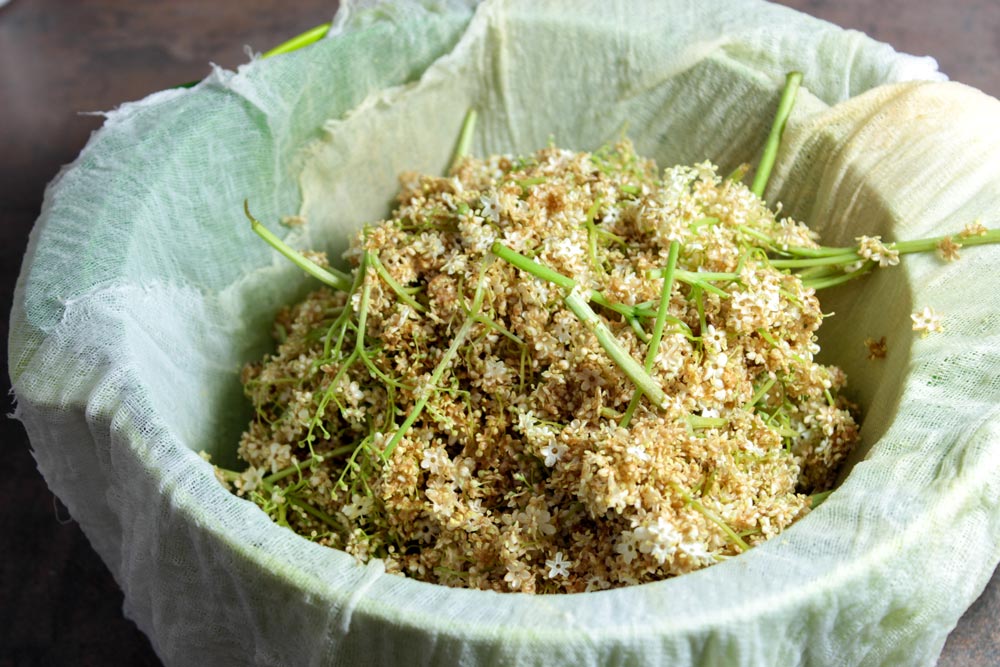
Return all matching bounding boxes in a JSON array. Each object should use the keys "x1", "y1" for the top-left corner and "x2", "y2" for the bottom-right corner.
[{"x1": 751, "y1": 71, "x2": 802, "y2": 199}]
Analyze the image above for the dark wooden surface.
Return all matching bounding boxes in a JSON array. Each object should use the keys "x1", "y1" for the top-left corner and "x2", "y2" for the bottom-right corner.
[{"x1": 1, "y1": 1, "x2": 997, "y2": 665}]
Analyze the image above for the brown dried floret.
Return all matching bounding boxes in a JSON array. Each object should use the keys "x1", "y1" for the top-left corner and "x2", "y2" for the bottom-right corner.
[{"x1": 228, "y1": 141, "x2": 862, "y2": 593}]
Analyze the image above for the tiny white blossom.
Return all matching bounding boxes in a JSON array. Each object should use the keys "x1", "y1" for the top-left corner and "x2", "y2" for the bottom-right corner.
[
  {"x1": 615, "y1": 530, "x2": 639, "y2": 564},
  {"x1": 504, "y1": 561, "x2": 532, "y2": 590},
  {"x1": 341, "y1": 494, "x2": 373, "y2": 520},
  {"x1": 521, "y1": 504, "x2": 557, "y2": 536},
  {"x1": 911, "y1": 306, "x2": 943, "y2": 337},
  {"x1": 479, "y1": 195, "x2": 500, "y2": 223},
  {"x1": 585, "y1": 576, "x2": 611, "y2": 592},
  {"x1": 602, "y1": 205, "x2": 621, "y2": 225},
  {"x1": 545, "y1": 552, "x2": 573, "y2": 578},
  {"x1": 626, "y1": 445, "x2": 651, "y2": 462},
  {"x1": 702, "y1": 324, "x2": 727, "y2": 351},
  {"x1": 238, "y1": 467, "x2": 265, "y2": 494},
  {"x1": 540, "y1": 441, "x2": 569, "y2": 466},
  {"x1": 633, "y1": 516, "x2": 680, "y2": 564},
  {"x1": 517, "y1": 410, "x2": 537, "y2": 433},
  {"x1": 856, "y1": 235, "x2": 900, "y2": 267},
  {"x1": 481, "y1": 357, "x2": 510, "y2": 387},
  {"x1": 441, "y1": 252, "x2": 468, "y2": 275},
  {"x1": 680, "y1": 541, "x2": 714, "y2": 564},
  {"x1": 421, "y1": 447, "x2": 449, "y2": 475}
]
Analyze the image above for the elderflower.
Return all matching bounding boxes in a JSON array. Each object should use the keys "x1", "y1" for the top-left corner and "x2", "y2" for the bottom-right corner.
[
  {"x1": 959, "y1": 220, "x2": 988, "y2": 238},
  {"x1": 479, "y1": 194, "x2": 500, "y2": 223},
  {"x1": 633, "y1": 516, "x2": 681, "y2": 565},
  {"x1": 911, "y1": 306, "x2": 943, "y2": 336},
  {"x1": 540, "y1": 441, "x2": 569, "y2": 466},
  {"x1": 504, "y1": 562, "x2": 532, "y2": 591},
  {"x1": 228, "y1": 139, "x2": 880, "y2": 594},
  {"x1": 856, "y1": 235, "x2": 900, "y2": 267},
  {"x1": 936, "y1": 237, "x2": 962, "y2": 261},
  {"x1": 615, "y1": 531, "x2": 640, "y2": 565},
  {"x1": 341, "y1": 494, "x2": 373, "y2": 521},
  {"x1": 545, "y1": 552, "x2": 573, "y2": 578}
]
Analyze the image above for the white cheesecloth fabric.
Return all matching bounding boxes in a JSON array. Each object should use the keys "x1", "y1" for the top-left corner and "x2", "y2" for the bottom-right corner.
[{"x1": 10, "y1": 1, "x2": 1000, "y2": 665}]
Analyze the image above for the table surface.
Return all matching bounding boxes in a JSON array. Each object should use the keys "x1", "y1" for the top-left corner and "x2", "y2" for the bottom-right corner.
[{"x1": 2, "y1": 1, "x2": 998, "y2": 665}]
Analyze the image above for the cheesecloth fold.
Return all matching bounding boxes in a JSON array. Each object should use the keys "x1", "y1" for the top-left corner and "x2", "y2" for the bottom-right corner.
[{"x1": 10, "y1": 1, "x2": 1000, "y2": 665}]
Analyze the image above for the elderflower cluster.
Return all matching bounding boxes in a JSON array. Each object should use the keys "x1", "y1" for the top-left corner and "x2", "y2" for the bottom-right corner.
[{"x1": 228, "y1": 142, "x2": 860, "y2": 593}]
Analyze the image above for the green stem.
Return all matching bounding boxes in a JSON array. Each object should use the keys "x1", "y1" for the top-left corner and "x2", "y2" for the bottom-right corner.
[
  {"x1": 751, "y1": 71, "x2": 802, "y2": 199},
  {"x1": 263, "y1": 456, "x2": 320, "y2": 485},
  {"x1": 564, "y1": 290, "x2": 667, "y2": 410},
  {"x1": 892, "y1": 227, "x2": 1000, "y2": 254},
  {"x1": 687, "y1": 416, "x2": 729, "y2": 429},
  {"x1": 690, "y1": 216, "x2": 721, "y2": 230},
  {"x1": 474, "y1": 313, "x2": 524, "y2": 345},
  {"x1": 802, "y1": 262, "x2": 874, "y2": 290},
  {"x1": 628, "y1": 315, "x2": 651, "y2": 344},
  {"x1": 774, "y1": 229, "x2": 1000, "y2": 267},
  {"x1": 381, "y1": 268, "x2": 489, "y2": 460},
  {"x1": 262, "y1": 22, "x2": 332, "y2": 58},
  {"x1": 648, "y1": 268, "x2": 739, "y2": 282},
  {"x1": 177, "y1": 23, "x2": 332, "y2": 88},
  {"x1": 672, "y1": 483, "x2": 750, "y2": 552},
  {"x1": 451, "y1": 109, "x2": 478, "y2": 171},
  {"x1": 492, "y1": 243, "x2": 667, "y2": 409},
  {"x1": 368, "y1": 251, "x2": 427, "y2": 313},
  {"x1": 286, "y1": 494, "x2": 341, "y2": 531},
  {"x1": 245, "y1": 201, "x2": 352, "y2": 291},
  {"x1": 490, "y1": 242, "x2": 637, "y2": 319},
  {"x1": 743, "y1": 376, "x2": 777, "y2": 411},
  {"x1": 794, "y1": 265, "x2": 841, "y2": 281},
  {"x1": 771, "y1": 253, "x2": 861, "y2": 269},
  {"x1": 809, "y1": 490, "x2": 834, "y2": 509},
  {"x1": 771, "y1": 244, "x2": 861, "y2": 259},
  {"x1": 621, "y1": 240, "x2": 679, "y2": 427}
]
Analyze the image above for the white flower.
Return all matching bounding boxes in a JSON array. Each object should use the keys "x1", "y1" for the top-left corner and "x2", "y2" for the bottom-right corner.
[
  {"x1": 680, "y1": 541, "x2": 714, "y2": 564},
  {"x1": 702, "y1": 324, "x2": 727, "y2": 351},
  {"x1": 344, "y1": 381, "x2": 364, "y2": 406},
  {"x1": 238, "y1": 467, "x2": 265, "y2": 494},
  {"x1": 959, "y1": 220, "x2": 988, "y2": 238},
  {"x1": 414, "y1": 520, "x2": 437, "y2": 544},
  {"x1": 522, "y1": 504, "x2": 557, "y2": 536},
  {"x1": 540, "y1": 441, "x2": 569, "y2": 467},
  {"x1": 602, "y1": 205, "x2": 621, "y2": 225},
  {"x1": 856, "y1": 235, "x2": 900, "y2": 267},
  {"x1": 481, "y1": 357, "x2": 510, "y2": 387},
  {"x1": 425, "y1": 481, "x2": 458, "y2": 519},
  {"x1": 420, "y1": 447, "x2": 449, "y2": 475},
  {"x1": 626, "y1": 445, "x2": 651, "y2": 462},
  {"x1": 441, "y1": 252, "x2": 468, "y2": 275},
  {"x1": 615, "y1": 530, "x2": 639, "y2": 564},
  {"x1": 517, "y1": 410, "x2": 537, "y2": 433},
  {"x1": 585, "y1": 576, "x2": 610, "y2": 592},
  {"x1": 479, "y1": 194, "x2": 500, "y2": 223},
  {"x1": 911, "y1": 306, "x2": 943, "y2": 337},
  {"x1": 545, "y1": 551, "x2": 573, "y2": 578},
  {"x1": 341, "y1": 494, "x2": 373, "y2": 521},
  {"x1": 504, "y1": 562, "x2": 532, "y2": 590},
  {"x1": 633, "y1": 516, "x2": 680, "y2": 564},
  {"x1": 550, "y1": 237, "x2": 586, "y2": 266}
]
